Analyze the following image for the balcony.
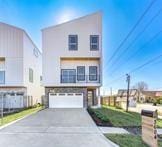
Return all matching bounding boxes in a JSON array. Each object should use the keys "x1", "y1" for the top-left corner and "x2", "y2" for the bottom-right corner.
[{"x1": 61, "y1": 75, "x2": 100, "y2": 83}]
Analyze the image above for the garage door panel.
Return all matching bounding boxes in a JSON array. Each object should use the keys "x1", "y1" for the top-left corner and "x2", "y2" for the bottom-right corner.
[{"x1": 49, "y1": 93, "x2": 83, "y2": 108}]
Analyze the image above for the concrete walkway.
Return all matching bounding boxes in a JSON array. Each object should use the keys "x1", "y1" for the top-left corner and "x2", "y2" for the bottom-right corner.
[
  {"x1": 99, "y1": 127, "x2": 129, "y2": 134},
  {"x1": 0, "y1": 108, "x2": 118, "y2": 147},
  {"x1": 157, "y1": 128, "x2": 162, "y2": 135}
]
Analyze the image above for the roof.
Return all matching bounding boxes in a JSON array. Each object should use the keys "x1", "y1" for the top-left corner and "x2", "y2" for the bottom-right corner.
[
  {"x1": 141, "y1": 91, "x2": 162, "y2": 97},
  {"x1": 0, "y1": 22, "x2": 41, "y2": 54},
  {"x1": 41, "y1": 11, "x2": 102, "y2": 31},
  {"x1": 117, "y1": 89, "x2": 138, "y2": 97}
]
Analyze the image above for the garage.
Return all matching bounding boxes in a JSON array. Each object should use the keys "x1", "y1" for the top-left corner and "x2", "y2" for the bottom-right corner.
[{"x1": 49, "y1": 93, "x2": 84, "y2": 108}]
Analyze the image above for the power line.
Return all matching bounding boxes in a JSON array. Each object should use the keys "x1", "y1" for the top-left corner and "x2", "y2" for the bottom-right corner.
[
  {"x1": 107, "y1": 8, "x2": 162, "y2": 74},
  {"x1": 109, "y1": 30, "x2": 162, "y2": 76},
  {"x1": 129, "y1": 53, "x2": 162, "y2": 74},
  {"x1": 104, "y1": 50, "x2": 162, "y2": 87},
  {"x1": 103, "y1": 0, "x2": 157, "y2": 72}
]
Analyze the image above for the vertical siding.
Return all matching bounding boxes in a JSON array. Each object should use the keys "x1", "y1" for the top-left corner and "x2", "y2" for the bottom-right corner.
[
  {"x1": 0, "y1": 23, "x2": 23, "y2": 86},
  {"x1": 0, "y1": 23, "x2": 23, "y2": 57},
  {"x1": 23, "y1": 32, "x2": 43, "y2": 103}
]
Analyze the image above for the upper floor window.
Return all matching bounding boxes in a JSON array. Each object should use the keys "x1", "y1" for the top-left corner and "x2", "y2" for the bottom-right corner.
[
  {"x1": 90, "y1": 35, "x2": 99, "y2": 50},
  {"x1": 29, "y1": 68, "x2": 33, "y2": 83},
  {"x1": 89, "y1": 66, "x2": 97, "y2": 81},
  {"x1": 0, "y1": 71, "x2": 5, "y2": 84},
  {"x1": 77, "y1": 66, "x2": 85, "y2": 81},
  {"x1": 61, "y1": 69, "x2": 76, "y2": 83},
  {"x1": 69, "y1": 35, "x2": 78, "y2": 50}
]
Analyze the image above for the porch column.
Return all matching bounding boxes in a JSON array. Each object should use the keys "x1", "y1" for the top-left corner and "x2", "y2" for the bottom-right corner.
[{"x1": 97, "y1": 87, "x2": 101, "y2": 107}]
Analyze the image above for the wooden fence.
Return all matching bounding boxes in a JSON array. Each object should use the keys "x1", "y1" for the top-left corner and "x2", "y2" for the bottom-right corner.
[{"x1": 101, "y1": 96, "x2": 116, "y2": 107}]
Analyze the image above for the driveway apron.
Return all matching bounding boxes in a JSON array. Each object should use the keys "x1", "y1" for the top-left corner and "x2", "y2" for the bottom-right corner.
[{"x1": 0, "y1": 108, "x2": 117, "y2": 147}]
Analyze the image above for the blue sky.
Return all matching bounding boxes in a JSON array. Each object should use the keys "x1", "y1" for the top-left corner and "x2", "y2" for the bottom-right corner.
[{"x1": 0, "y1": 0, "x2": 162, "y2": 94}]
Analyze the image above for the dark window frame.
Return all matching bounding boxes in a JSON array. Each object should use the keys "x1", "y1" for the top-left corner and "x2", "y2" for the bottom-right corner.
[
  {"x1": 90, "y1": 35, "x2": 99, "y2": 51},
  {"x1": 61, "y1": 69, "x2": 76, "y2": 83},
  {"x1": 68, "y1": 35, "x2": 78, "y2": 51},
  {"x1": 89, "y1": 66, "x2": 97, "y2": 81},
  {"x1": 0, "y1": 71, "x2": 5, "y2": 84},
  {"x1": 77, "y1": 66, "x2": 85, "y2": 81}
]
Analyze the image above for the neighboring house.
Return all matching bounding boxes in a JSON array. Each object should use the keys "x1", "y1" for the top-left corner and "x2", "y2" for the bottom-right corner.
[
  {"x1": 116, "y1": 89, "x2": 138, "y2": 108},
  {"x1": 139, "y1": 91, "x2": 162, "y2": 103},
  {"x1": 42, "y1": 12, "x2": 102, "y2": 108},
  {"x1": 0, "y1": 22, "x2": 43, "y2": 107}
]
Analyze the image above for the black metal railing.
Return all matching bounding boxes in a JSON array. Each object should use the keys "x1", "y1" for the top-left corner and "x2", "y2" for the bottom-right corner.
[{"x1": 60, "y1": 75, "x2": 100, "y2": 83}]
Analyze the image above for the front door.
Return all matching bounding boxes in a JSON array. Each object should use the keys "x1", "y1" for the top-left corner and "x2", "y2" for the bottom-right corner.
[{"x1": 87, "y1": 90, "x2": 94, "y2": 106}]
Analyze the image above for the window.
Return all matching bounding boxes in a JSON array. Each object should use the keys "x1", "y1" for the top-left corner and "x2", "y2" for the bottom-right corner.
[
  {"x1": 90, "y1": 35, "x2": 99, "y2": 50},
  {"x1": 0, "y1": 71, "x2": 5, "y2": 84},
  {"x1": 77, "y1": 66, "x2": 85, "y2": 81},
  {"x1": 33, "y1": 48, "x2": 39, "y2": 57},
  {"x1": 69, "y1": 35, "x2": 78, "y2": 50},
  {"x1": 40, "y1": 76, "x2": 42, "y2": 82},
  {"x1": 89, "y1": 66, "x2": 97, "y2": 81},
  {"x1": 0, "y1": 58, "x2": 5, "y2": 84},
  {"x1": 29, "y1": 68, "x2": 33, "y2": 83},
  {"x1": 61, "y1": 69, "x2": 76, "y2": 83}
]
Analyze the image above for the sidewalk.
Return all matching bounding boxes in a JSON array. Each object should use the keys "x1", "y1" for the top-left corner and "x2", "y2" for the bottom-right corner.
[
  {"x1": 99, "y1": 127, "x2": 162, "y2": 135},
  {"x1": 99, "y1": 127, "x2": 129, "y2": 134}
]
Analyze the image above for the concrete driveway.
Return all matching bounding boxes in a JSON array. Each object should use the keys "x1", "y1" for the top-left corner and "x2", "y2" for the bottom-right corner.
[{"x1": 0, "y1": 108, "x2": 117, "y2": 147}]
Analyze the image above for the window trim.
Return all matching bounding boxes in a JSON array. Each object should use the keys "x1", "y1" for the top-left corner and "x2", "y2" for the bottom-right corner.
[
  {"x1": 77, "y1": 66, "x2": 85, "y2": 81},
  {"x1": 90, "y1": 35, "x2": 99, "y2": 51},
  {"x1": 68, "y1": 35, "x2": 78, "y2": 51},
  {"x1": 0, "y1": 71, "x2": 5, "y2": 84},
  {"x1": 89, "y1": 66, "x2": 97, "y2": 81},
  {"x1": 61, "y1": 69, "x2": 76, "y2": 83}
]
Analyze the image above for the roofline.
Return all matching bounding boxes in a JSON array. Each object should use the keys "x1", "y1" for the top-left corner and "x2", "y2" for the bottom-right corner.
[
  {"x1": 41, "y1": 11, "x2": 102, "y2": 31},
  {"x1": 118, "y1": 89, "x2": 138, "y2": 91},
  {"x1": 142, "y1": 90, "x2": 162, "y2": 92},
  {"x1": 0, "y1": 22, "x2": 42, "y2": 54}
]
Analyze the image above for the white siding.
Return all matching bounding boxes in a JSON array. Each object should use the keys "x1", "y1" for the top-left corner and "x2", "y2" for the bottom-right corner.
[
  {"x1": 23, "y1": 32, "x2": 43, "y2": 103},
  {"x1": 0, "y1": 23, "x2": 23, "y2": 86},
  {"x1": 0, "y1": 22, "x2": 43, "y2": 105},
  {"x1": 42, "y1": 12, "x2": 102, "y2": 87}
]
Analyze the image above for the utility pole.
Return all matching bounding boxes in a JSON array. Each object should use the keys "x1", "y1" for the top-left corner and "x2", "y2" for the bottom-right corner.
[{"x1": 126, "y1": 74, "x2": 130, "y2": 112}]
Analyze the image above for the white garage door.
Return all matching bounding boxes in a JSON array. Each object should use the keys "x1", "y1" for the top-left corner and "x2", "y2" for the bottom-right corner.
[{"x1": 49, "y1": 93, "x2": 83, "y2": 108}]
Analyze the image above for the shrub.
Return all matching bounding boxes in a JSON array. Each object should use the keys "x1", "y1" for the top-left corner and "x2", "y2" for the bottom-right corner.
[{"x1": 94, "y1": 110, "x2": 109, "y2": 122}]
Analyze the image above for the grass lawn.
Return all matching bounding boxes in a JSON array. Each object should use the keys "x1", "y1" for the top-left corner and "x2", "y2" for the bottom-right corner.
[
  {"x1": 89, "y1": 106, "x2": 162, "y2": 127},
  {"x1": 106, "y1": 134, "x2": 149, "y2": 147},
  {"x1": 157, "y1": 119, "x2": 162, "y2": 128},
  {"x1": 106, "y1": 134, "x2": 162, "y2": 147},
  {"x1": 89, "y1": 106, "x2": 141, "y2": 127},
  {"x1": 0, "y1": 106, "x2": 43, "y2": 126}
]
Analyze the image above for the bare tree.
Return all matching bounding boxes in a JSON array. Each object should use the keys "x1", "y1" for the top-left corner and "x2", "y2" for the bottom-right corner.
[
  {"x1": 132, "y1": 81, "x2": 148, "y2": 102},
  {"x1": 133, "y1": 81, "x2": 148, "y2": 92}
]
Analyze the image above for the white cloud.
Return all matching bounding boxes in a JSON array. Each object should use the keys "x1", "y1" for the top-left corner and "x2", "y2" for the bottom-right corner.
[{"x1": 55, "y1": 8, "x2": 78, "y2": 24}]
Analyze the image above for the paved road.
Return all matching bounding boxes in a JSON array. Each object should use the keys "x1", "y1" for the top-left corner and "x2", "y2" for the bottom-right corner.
[{"x1": 0, "y1": 108, "x2": 117, "y2": 147}]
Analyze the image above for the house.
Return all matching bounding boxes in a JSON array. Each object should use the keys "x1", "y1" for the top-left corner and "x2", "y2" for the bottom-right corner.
[
  {"x1": 139, "y1": 91, "x2": 162, "y2": 103},
  {"x1": 42, "y1": 12, "x2": 102, "y2": 108},
  {"x1": 116, "y1": 89, "x2": 138, "y2": 108},
  {"x1": 0, "y1": 22, "x2": 43, "y2": 107}
]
